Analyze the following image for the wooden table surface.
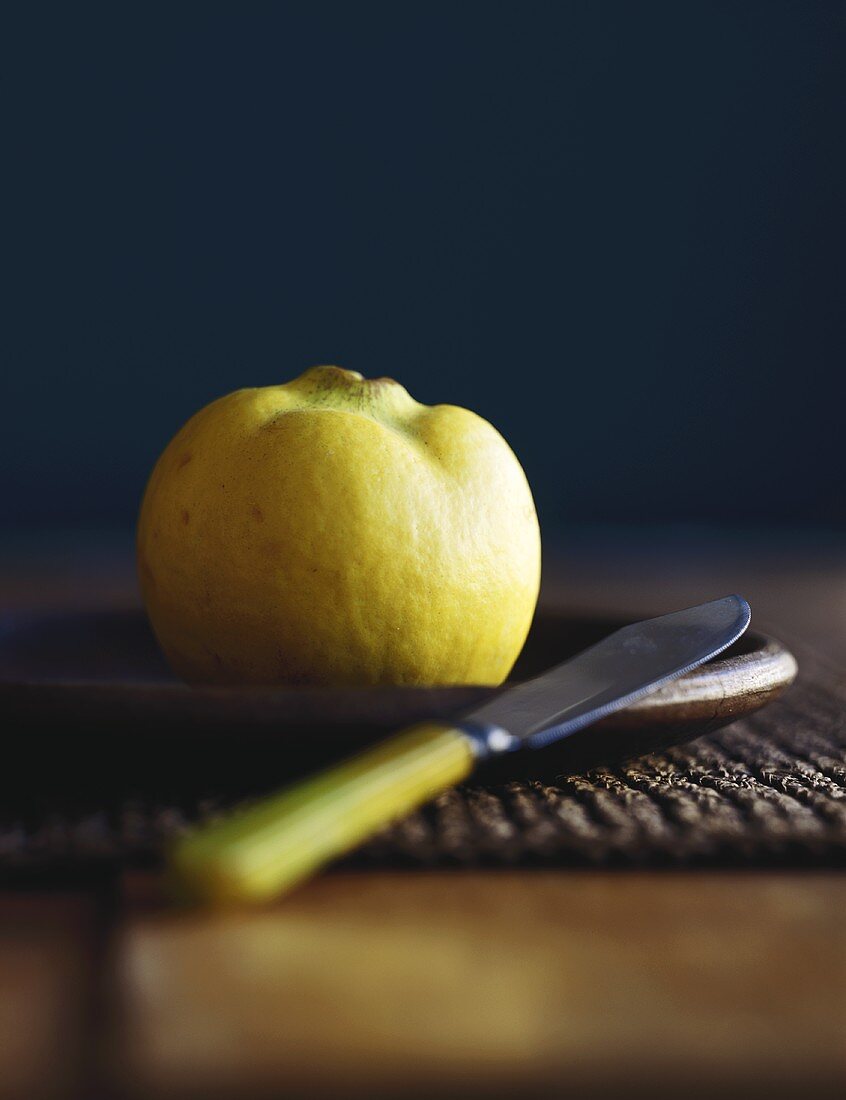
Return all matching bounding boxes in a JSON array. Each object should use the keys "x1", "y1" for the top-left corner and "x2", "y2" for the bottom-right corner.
[{"x1": 2, "y1": 532, "x2": 845, "y2": 1100}]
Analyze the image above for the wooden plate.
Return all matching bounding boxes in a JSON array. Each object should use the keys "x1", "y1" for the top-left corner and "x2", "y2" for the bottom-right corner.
[{"x1": 0, "y1": 607, "x2": 797, "y2": 788}]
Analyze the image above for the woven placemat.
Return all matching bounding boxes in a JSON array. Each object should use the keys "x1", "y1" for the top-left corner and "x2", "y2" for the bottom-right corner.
[{"x1": 2, "y1": 648, "x2": 845, "y2": 873}]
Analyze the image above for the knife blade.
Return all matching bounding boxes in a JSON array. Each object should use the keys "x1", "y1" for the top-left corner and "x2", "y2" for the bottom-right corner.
[
  {"x1": 170, "y1": 595, "x2": 750, "y2": 904},
  {"x1": 462, "y1": 594, "x2": 750, "y2": 754}
]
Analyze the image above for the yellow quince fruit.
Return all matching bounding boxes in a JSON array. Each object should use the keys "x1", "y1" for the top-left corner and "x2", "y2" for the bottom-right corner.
[{"x1": 137, "y1": 366, "x2": 541, "y2": 685}]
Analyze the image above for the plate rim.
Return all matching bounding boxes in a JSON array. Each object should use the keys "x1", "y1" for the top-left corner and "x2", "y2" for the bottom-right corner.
[{"x1": 0, "y1": 607, "x2": 798, "y2": 734}]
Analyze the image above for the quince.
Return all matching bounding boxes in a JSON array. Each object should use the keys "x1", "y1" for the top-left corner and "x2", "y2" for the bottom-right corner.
[{"x1": 137, "y1": 367, "x2": 541, "y2": 685}]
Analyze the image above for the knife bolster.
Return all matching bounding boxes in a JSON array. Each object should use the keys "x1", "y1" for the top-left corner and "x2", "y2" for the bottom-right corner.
[{"x1": 457, "y1": 721, "x2": 521, "y2": 760}]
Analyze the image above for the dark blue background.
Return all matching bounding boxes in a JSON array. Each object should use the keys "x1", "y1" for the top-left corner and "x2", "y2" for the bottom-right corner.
[{"x1": 3, "y1": 2, "x2": 843, "y2": 536}]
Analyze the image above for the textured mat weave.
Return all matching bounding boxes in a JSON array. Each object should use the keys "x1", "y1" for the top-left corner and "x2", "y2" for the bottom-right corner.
[
  {"x1": 2, "y1": 651, "x2": 845, "y2": 873},
  {"x1": 355, "y1": 675, "x2": 846, "y2": 869}
]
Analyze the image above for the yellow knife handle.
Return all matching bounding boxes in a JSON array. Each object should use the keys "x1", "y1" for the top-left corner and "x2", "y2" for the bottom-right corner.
[{"x1": 168, "y1": 722, "x2": 476, "y2": 905}]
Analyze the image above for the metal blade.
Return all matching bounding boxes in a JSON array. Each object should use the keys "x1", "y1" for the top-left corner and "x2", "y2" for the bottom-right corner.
[{"x1": 464, "y1": 595, "x2": 750, "y2": 750}]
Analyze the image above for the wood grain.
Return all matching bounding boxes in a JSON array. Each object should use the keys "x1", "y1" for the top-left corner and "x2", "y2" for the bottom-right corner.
[
  {"x1": 111, "y1": 870, "x2": 846, "y2": 1099},
  {"x1": 0, "y1": 891, "x2": 101, "y2": 1100}
]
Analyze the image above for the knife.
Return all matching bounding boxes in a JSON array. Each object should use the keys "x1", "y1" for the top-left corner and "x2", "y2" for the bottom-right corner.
[{"x1": 170, "y1": 595, "x2": 750, "y2": 904}]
